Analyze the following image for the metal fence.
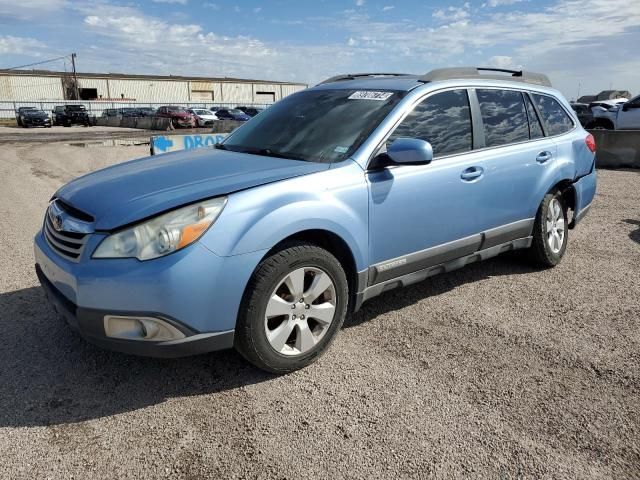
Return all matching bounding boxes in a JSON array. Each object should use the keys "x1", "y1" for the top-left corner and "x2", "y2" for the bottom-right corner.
[{"x1": 1, "y1": 100, "x2": 273, "y2": 120}]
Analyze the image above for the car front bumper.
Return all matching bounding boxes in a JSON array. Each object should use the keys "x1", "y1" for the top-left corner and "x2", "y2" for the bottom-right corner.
[
  {"x1": 23, "y1": 118, "x2": 51, "y2": 126},
  {"x1": 34, "y1": 229, "x2": 265, "y2": 357}
]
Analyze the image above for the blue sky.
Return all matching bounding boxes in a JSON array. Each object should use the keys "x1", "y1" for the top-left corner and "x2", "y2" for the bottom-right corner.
[{"x1": 1, "y1": 0, "x2": 639, "y2": 98}]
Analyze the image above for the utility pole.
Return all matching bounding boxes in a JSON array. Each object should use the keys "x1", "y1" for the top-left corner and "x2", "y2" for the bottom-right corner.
[{"x1": 71, "y1": 53, "x2": 79, "y2": 100}]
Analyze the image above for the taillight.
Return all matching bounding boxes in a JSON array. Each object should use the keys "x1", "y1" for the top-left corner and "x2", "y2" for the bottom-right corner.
[{"x1": 585, "y1": 133, "x2": 596, "y2": 153}]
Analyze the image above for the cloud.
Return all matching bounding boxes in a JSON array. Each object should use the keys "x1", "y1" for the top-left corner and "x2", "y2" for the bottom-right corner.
[
  {"x1": 485, "y1": 0, "x2": 526, "y2": 7},
  {"x1": 253, "y1": 7, "x2": 262, "y2": 13},
  {"x1": 432, "y1": 6, "x2": 470, "y2": 23},
  {"x1": 382, "y1": 5, "x2": 394, "y2": 11},
  {"x1": 77, "y1": 5, "x2": 342, "y2": 83},
  {"x1": 487, "y1": 55, "x2": 522, "y2": 70},
  {"x1": 334, "y1": 0, "x2": 640, "y2": 95},
  {"x1": 152, "y1": 0, "x2": 187, "y2": 4},
  {"x1": 0, "y1": 0, "x2": 66, "y2": 19},
  {"x1": 355, "y1": 0, "x2": 365, "y2": 6},
  {"x1": 0, "y1": 35, "x2": 48, "y2": 56}
]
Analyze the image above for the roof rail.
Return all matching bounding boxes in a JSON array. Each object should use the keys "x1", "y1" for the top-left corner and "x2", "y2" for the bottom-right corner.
[
  {"x1": 317, "y1": 73, "x2": 410, "y2": 85},
  {"x1": 419, "y1": 67, "x2": 552, "y2": 87}
]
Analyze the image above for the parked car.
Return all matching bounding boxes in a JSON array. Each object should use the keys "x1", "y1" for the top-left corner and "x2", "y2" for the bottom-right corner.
[
  {"x1": 15, "y1": 106, "x2": 37, "y2": 126},
  {"x1": 19, "y1": 109, "x2": 52, "y2": 128},
  {"x1": 236, "y1": 106, "x2": 266, "y2": 117},
  {"x1": 570, "y1": 103, "x2": 595, "y2": 128},
  {"x1": 187, "y1": 108, "x2": 219, "y2": 127},
  {"x1": 214, "y1": 108, "x2": 251, "y2": 121},
  {"x1": 136, "y1": 107, "x2": 157, "y2": 117},
  {"x1": 101, "y1": 108, "x2": 122, "y2": 117},
  {"x1": 156, "y1": 106, "x2": 196, "y2": 128},
  {"x1": 613, "y1": 94, "x2": 640, "y2": 129},
  {"x1": 52, "y1": 105, "x2": 91, "y2": 127},
  {"x1": 588, "y1": 99, "x2": 627, "y2": 129},
  {"x1": 34, "y1": 67, "x2": 596, "y2": 373}
]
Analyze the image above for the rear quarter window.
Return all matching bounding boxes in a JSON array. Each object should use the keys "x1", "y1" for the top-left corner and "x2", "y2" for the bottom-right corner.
[{"x1": 532, "y1": 94, "x2": 574, "y2": 136}]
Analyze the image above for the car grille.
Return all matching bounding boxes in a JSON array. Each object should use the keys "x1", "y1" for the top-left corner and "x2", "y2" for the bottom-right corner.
[{"x1": 43, "y1": 208, "x2": 89, "y2": 262}]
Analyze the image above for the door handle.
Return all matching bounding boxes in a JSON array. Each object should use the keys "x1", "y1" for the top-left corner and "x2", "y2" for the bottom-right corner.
[
  {"x1": 460, "y1": 166, "x2": 484, "y2": 181},
  {"x1": 536, "y1": 151, "x2": 553, "y2": 163}
]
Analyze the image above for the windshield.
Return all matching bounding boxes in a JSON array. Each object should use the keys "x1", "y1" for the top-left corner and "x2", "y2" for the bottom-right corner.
[
  {"x1": 228, "y1": 109, "x2": 244, "y2": 115},
  {"x1": 221, "y1": 88, "x2": 402, "y2": 163},
  {"x1": 68, "y1": 106, "x2": 86, "y2": 111}
]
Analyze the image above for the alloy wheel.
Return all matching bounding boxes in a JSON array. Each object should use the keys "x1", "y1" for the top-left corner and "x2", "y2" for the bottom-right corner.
[
  {"x1": 264, "y1": 267, "x2": 337, "y2": 356},
  {"x1": 546, "y1": 198, "x2": 565, "y2": 254}
]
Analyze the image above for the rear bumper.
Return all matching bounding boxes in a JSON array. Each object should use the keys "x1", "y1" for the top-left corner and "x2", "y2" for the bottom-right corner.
[
  {"x1": 36, "y1": 264, "x2": 235, "y2": 358},
  {"x1": 572, "y1": 170, "x2": 597, "y2": 226}
]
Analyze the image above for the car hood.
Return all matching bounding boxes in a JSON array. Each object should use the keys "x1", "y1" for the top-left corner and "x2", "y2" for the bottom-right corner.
[
  {"x1": 25, "y1": 112, "x2": 49, "y2": 118},
  {"x1": 55, "y1": 148, "x2": 329, "y2": 230}
]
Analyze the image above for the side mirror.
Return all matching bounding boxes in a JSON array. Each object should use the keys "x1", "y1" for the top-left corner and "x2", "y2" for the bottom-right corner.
[
  {"x1": 386, "y1": 138, "x2": 433, "y2": 165},
  {"x1": 622, "y1": 104, "x2": 629, "y2": 112}
]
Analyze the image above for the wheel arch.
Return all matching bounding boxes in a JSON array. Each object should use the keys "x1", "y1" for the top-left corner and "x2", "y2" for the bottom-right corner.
[
  {"x1": 546, "y1": 179, "x2": 577, "y2": 228},
  {"x1": 590, "y1": 118, "x2": 614, "y2": 130},
  {"x1": 256, "y1": 229, "x2": 362, "y2": 312}
]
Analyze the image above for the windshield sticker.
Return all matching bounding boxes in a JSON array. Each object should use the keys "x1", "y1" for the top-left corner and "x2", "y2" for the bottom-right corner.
[
  {"x1": 348, "y1": 91, "x2": 393, "y2": 101},
  {"x1": 334, "y1": 146, "x2": 349, "y2": 154}
]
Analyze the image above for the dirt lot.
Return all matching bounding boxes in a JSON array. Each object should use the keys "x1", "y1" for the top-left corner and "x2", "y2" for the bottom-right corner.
[{"x1": 0, "y1": 130, "x2": 638, "y2": 479}]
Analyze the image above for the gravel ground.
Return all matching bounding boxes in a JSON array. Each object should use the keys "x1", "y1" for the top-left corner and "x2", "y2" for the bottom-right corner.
[{"x1": 0, "y1": 134, "x2": 638, "y2": 479}]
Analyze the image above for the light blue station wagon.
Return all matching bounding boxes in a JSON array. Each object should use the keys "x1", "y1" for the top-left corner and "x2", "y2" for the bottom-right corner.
[{"x1": 35, "y1": 67, "x2": 597, "y2": 372}]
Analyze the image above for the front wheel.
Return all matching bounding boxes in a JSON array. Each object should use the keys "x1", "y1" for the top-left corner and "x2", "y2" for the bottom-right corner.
[
  {"x1": 235, "y1": 243, "x2": 349, "y2": 373},
  {"x1": 527, "y1": 191, "x2": 568, "y2": 267}
]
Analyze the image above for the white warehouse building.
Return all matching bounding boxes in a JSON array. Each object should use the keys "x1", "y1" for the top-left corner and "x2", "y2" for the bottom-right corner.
[{"x1": 0, "y1": 69, "x2": 307, "y2": 104}]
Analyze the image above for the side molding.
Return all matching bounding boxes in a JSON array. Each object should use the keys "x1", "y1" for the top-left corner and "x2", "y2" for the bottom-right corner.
[{"x1": 354, "y1": 236, "x2": 532, "y2": 309}]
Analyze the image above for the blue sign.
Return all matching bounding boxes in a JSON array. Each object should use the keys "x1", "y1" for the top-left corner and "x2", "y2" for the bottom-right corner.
[
  {"x1": 152, "y1": 136, "x2": 174, "y2": 153},
  {"x1": 151, "y1": 133, "x2": 228, "y2": 155}
]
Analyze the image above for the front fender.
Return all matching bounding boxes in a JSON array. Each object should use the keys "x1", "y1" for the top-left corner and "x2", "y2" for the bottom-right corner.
[{"x1": 200, "y1": 160, "x2": 369, "y2": 271}]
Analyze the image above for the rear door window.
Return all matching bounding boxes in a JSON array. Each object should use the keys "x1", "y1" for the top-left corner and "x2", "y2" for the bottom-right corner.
[
  {"x1": 388, "y1": 89, "x2": 472, "y2": 158},
  {"x1": 525, "y1": 94, "x2": 544, "y2": 139},
  {"x1": 532, "y1": 94, "x2": 574, "y2": 136},
  {"x1": 476, "y1": 89, "x2": 529, "y2": 147}
]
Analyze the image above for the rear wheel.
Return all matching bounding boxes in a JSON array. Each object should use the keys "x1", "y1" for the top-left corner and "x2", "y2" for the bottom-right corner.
[
  {"x1": 235, "y1": 243, "x2": 348, "y2": 373},
  {"x1": 527, "y1": 191, "x2": 568, "y2": 267}
]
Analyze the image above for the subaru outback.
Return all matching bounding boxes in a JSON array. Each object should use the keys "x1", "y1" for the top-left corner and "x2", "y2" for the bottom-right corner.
[{"x1": 35, "y1": 67, "x2": 597, "y2": 373}]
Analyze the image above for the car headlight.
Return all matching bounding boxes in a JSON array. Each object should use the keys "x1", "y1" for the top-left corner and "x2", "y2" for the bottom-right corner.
[{"x1": 93, "y1": 197, "x2": 226, "y2": 261}]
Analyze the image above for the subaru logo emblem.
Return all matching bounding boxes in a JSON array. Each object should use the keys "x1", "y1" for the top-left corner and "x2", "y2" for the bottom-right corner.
[{"x1": 53, "y1": 214, "x2": 64, "y2": 231}]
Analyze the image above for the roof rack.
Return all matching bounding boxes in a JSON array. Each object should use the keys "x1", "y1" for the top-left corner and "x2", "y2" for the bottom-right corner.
[
  {"x1": 317, "y1": 73, "x2": 410, "y2": 85},
  {"x1": 419, "y1": 67, "x2": 552, "y2": 87}
]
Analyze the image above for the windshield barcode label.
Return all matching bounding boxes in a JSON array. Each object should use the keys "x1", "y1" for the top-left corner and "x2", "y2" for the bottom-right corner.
[{"x1": 348, "y1": 91, "x2": 393, "y2": 101}]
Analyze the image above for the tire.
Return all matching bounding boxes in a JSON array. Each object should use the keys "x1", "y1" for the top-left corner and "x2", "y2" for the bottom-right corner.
[
  {"x1": 527, "y1": 190, "x2": 568, "y2": 267},
  {"x1": 235, "y1": 242, "x2": 349, "y2": 374}
]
